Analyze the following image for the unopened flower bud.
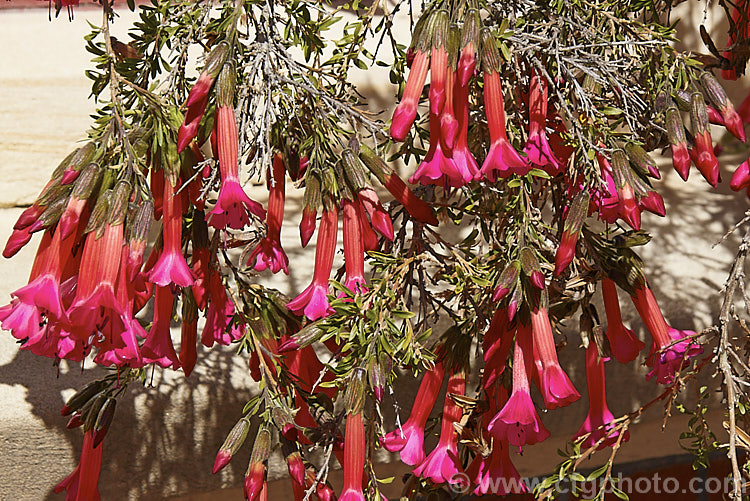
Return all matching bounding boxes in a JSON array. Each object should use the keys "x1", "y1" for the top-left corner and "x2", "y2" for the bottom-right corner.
[
  {"x1": 368, "y1": 358, "x2": 385, "y2": 402},
  {"x1": 508, "y1": 285, "x2": 521, "y2": 321},
  {"x1": 520, "y1": 247, "x2": 545, "y2": 289},
  {"x1": 71, "y1": 163, "x2": 102, "y2": 200},
  {"x1": 126, "y1": 199, "x2": 154, "y2": 281},
  {"x1": 341, "y1": 149, "x2": 368, "y2": 193},
  {"x1": 61, "y1": 380, "x2": 109, "y2": 416},
  {"x1": 277, "y1": 324, "x2": 325, "y2": 353},
  {"x1": 61, "y1": 142, "x2": 97, "y2": 185},
  {"x1": 213, "y1": 417, "x2": 251, "y2": 474},
  {"x1": 700, "y1": 72, "x2": 729, "y2": 111},
  {"x1": 672, "y1": 89, "x2": 692, "y2": 111},
  {"x1": 203, "y1": 41, "x2": 230, "y2": 80},
  {"x1": 345, "y1": 368, "x2": 366, "y2": 415},
  {"x1": 29, "y1": 193, "x2": 69, "y2": 234},
  {"x1": 83, "y1": 392, "x2": 108, "y2": 433},
  {"x1": 66, "y1": 413, "x2": 84, "y2": 430},
  {"x1": 92, "y1": 397, "x2": 116, "y2": 447},
  {"x1": 493, "y1": 260, "x2": 520, "y2": 301},
  {"x1": 625, "y1": 143, "x2": 659, "y2": 179}
]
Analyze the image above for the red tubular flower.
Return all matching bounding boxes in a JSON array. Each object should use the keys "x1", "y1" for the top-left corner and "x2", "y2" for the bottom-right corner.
[
  {"x1": 391, "y1": 49, "x2": 430, "y2": 141},
  {"x1": 382, "y1": 362, "x2": 445, "y2": 465},
  {"x1": 1, "y1": 227, "x2": 76, "y2": 357},
  {"x1": 413, "y1": 370, "x2": 466, "y2": 485},
  {"x1": 476, "y1": 31, "x2": 527, "y2": 181},
  {"x1": 601, "y1": 278, "x2": 644, "y2": 364},
  {"x1": 482, "y1": 307, "x2": 514, "y2": 389},
  {"x1": 180, "y1": 295, "x2": 198, "y2": 377},
  {"x1": 450, "y1": 62, "x2": 479, "y2": 183},
  {"x1": 524, "y1": 70, "x2": 562, "y2": 174},
  {"x1": 476, "y1": 67, "x2": 528, "y2": 181},
  {"x1": 287, "y1": 206, "x2": 338, "y2": 320},
  {"x1": 141, "y1": 286, "x2": 182, "y2": 369},
  {"x1": 531, "y1": 306, "x2": 580, "y2": 409},
  {"x1": 54, "y1": 431, "x2": 103, "y2": 501},
  {"x1": 148, "y1": 175, "x2": 196, "y2": 287},
  {"x1": 467, "y1": 385, "x2": 526, "y2": 495},
  {"x1": 488, "y1": 322, "x2": 550, "y2": 449},
  {"x1": 209, "y1": 106, "x2": 266, "y2": 229},
  {"x1": 248, "y1": 154, "x2": 289, "y2": 274},
  {"x1": 439, "y1": 65, "x2": 459, "y2": 151},
  {"x1": 409, "y1": 110, "x2": 464, "y2": 188},
  {"x1": 631, "y1": 284, "x2": 703, "y2": 384},
  {"x1": 177, "y1": 42, "x2": 229, "y2": 153},
  {"x1": 574, "y1": 343, "x2": 630, "y2": 450},
  {"x1": 639, "y1": 191, "x2": 666, "y2": 217},
  {"x1": 359, "y1": 145, "x2": 438, "y2": 225},
  {"x1": 190, "y1": 215, "x2": 211, "y2": 309},
  {"x1": 339, "y1": 412, "x2": 366, "y2": 501},
  {"x1": 342, "y1": 200, "x2": 366, "y2": 294},
  {"x1": 202, "y1": 268, "x2": 242, "y2": 347}
]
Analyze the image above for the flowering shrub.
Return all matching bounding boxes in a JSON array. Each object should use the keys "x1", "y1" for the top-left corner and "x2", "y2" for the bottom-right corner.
[{"x1": 3, "y1": 0, "x2": 750, "y2": 499}]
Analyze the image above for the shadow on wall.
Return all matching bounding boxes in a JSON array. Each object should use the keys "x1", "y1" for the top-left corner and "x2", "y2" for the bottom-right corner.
[{"x1": 0, "y1": 344, "x2": 260, "y2": 500}]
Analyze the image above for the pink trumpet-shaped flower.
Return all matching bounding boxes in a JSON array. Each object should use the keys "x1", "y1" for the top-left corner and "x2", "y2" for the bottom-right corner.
[
  {"x1": 467, "y1": 385, "x2": 526, "y2": 495},
  {"x1": 287, "y1": 206, "x2": 338, "y2": 320},
  {"x1": 148, "y1": 175, "x2": 196, "y2": 287},
  {"x1": 209, "y1": 106, "x2": 266, "y2": 229},
  {"x1": 409, "y1": 111, "x2": 464, "y2": 188},
  {"x1": 413, "y1": 370, "x2": 466, "y2": 485},
  {"x1": 450, "y1": 65, "x2": 479, "y2": 183},
  {"x1": 476, "y1": 68, "x2": 528, "y2": 181},
  {"x1": 141, "y1": 286, "x2": 182, "y2": 369},
  {"x1": 382, "y1": 362, "x2": 445, "y2": 465},
  {"x1": 53, "y1": 431, "x2": 103, "y2": 501},
  {"x1": 531, "y1": 306, "x2": 580, "y2": 409},
  {"x1": 339, "y1": 412, "x2": 366, "y2": 501},
  {"x1": 488, "y1": 322, "x2": 550, "y2": 448},
  {"x1": 342, "y1": 200, "x2": 367, "y2": 294},
  {"x1": 391, "y1": 49, "x2": 430, "y2": 141},
  {"x1": 601, "y1": 278, "x2": 644, "y2": 364},
  {"x1": 524, "y1": 71, "x2": 562, "y2": 174},
  {"x1": 631, "y1": 284, "x2": 703, "y2": 384},
  {"x1": 574, "y1": 343, "x2": 630, "y2": 450},
  {"x1": 248, "y1": 154, "x2": 289, "y2": 274}
]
